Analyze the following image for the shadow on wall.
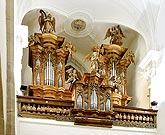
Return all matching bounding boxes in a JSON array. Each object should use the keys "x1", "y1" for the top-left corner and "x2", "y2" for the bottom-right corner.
[{"x1": 157, "y1": 101, "x2": 165, "y2": 135}]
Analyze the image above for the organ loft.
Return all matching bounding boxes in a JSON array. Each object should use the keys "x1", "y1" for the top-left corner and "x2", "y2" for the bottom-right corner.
[{"x1": 17, "y1": 10, "x2": 157, "y2": 128}]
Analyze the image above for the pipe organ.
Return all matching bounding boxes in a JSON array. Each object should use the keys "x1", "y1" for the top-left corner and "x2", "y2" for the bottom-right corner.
[
  {"x1": 17, "y1": 10, "x2": 158, "y2": 129},
  {"x1": 28, "y1": 10, "x2": 73, "y2": 100}
]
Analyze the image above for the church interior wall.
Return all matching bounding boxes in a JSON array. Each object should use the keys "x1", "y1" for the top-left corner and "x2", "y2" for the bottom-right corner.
[{"x1": 127, "y1": 34, "x2": 150, "y2": 108}]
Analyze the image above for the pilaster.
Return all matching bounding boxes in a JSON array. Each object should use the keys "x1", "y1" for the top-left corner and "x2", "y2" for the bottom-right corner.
[{"x1": 6, "y1": 0, "x2": 15, "y2": 134}]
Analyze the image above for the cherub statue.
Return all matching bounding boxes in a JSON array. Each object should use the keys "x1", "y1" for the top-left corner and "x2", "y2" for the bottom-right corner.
[
  {"x1": 109, "y1": 76, "x2": 123, "y2": 93},
  {"x1": 66, "y1": 68, "x2": 78, "y2": 83},
  {"x1": 38, "y1": 10, "x2": 56, "y2": 33},
  {"x1": 104, "y1": 25, "x2": 125, "y2": 46}
]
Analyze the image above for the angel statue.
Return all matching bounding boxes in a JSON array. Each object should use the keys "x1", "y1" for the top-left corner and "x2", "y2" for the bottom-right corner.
[
  {"x1": 38, "y1": 10, "x2": 56, "y2": 33},
  {"x1": 104, "y1": 25, "x2": 125, "y2": 46},
  {"x1": 85, "y1": 47, "x2": 100, "y2": 73},
  {"x1": 126, "y1": 50, "x2": 135, "y2": 64},
  {"x1": 62, "y1": 42, "x2": 76, "y2": 57}
]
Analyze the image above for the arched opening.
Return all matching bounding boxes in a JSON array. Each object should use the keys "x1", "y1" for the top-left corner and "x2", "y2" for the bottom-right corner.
[{"x1": 18, "y1": 7, "x2": 149, "y2": 109}]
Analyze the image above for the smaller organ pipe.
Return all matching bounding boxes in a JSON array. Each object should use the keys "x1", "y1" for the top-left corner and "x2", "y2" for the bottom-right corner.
[
  {"x1": 52, "y1": 67, "x2": 54, "y2": 86},
  {"x1": 50, "y1": 62, "x2": 52, "y2": 85},
  {"x1": 46, "y1": 61, "x2": 48, "y2": 85}
]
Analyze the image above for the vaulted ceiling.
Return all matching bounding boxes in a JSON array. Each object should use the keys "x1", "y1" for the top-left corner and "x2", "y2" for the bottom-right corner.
[
  {"x1": 17, "y1": 0, "x2": 161, "y2": 72},
  {"x1": 17, "y1": 0, "x2": 161, "y2": 56}
]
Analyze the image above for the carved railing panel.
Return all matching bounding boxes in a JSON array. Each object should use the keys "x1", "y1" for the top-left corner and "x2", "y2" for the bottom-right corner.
[
  {"x1": 113, "y1": 105, "x2": 157, "y2": 128},
  {"x1": 17, "y1": 96, "x2": 157, "y2": 128},
  {"x1": 17, "y1": 95, "x2": 74, "y2": 121}
]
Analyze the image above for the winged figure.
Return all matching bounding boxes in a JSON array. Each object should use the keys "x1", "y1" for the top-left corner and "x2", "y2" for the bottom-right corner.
[
  {"x1": 104, "y1": 28, "x2": 111, "y2": 40},
  {"x1": 104, "y1": 25, "x2": 125, "y2": 46},
  {"x1": 117, "y1": 25, "x2": 125, "y2": 38},
  {"x1": 38, "y1": 10, "x2": 56, "y2": 33},
  {"x1": 38, "y1": 10, "x2": 46, "y2": 33},
  {"x1": 52, "y1": 17, "x2": 56, "y2": 32}
]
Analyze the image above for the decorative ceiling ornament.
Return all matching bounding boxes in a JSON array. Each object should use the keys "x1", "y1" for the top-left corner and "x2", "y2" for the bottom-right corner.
[
  {"x1": 71, "y1": 19, "x2": 86, "y2": 32},
  {"x1": 64, "y1": 10, "x2": 94, "y2": 37}
]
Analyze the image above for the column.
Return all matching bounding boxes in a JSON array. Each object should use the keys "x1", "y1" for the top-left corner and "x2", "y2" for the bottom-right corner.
[
  {"x1": 0, "y1": 0, "x2": 6, "y2": 134},
  {"x1": 0, "y1": 56, "x2": 4, "y2": 135},
  {"x1": 6, "y1": 0, "x2": 15, "y2": 134}
]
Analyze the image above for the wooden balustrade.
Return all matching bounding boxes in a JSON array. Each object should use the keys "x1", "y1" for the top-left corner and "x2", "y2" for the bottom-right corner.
[
  {"x1": 17, "y1": 95, "x2": 74, "y2": 121},
  {"x1": 113, "y1": 105, "x2": 157, "y2": 128},
  {"x1": 17, "y1": 95, "x2": 157, "y2": 128}
]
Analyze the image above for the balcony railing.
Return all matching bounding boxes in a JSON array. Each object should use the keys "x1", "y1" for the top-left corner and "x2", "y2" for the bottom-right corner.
[
  {"x1": 17, "y1": 95, "x2": 74, "y2": 121},
  {"x1": 17, "y1": 95, "x2": 157, "y2": 128},
  {"x1": 113, "y1": 105, "x2": 157, "y2": 128}
]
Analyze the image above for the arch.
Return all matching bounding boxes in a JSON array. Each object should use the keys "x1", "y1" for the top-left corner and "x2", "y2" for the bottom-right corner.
[
  {"x1": 17, "y1": 1, "x2": 150, "y2": 108},
  {"x1": 66, "y1": 57, "x2": 88, "y2": 75}
]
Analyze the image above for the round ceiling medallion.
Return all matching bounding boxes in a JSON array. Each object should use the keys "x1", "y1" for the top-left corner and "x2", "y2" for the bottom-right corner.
[
  {"x1": 71, "y1": 19, "x2": 86, "y2": 32},
  {"x1": 64, "y1": 10, "x2": 94, "y2": 37}
]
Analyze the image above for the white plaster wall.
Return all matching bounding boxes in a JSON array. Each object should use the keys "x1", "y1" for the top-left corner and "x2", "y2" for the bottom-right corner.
[
  {"x1": 157, "y1": 101, "x2": 165, "y2": 135},
  {"x1": 17, "y1": 117, "x2": 156, "y2": 135},
  {"x1": 150, "y1": 48, "x2": 165, "y2": 105},
  {"x1": 151, "y1": 1, "x2": 165, "y2": 135},
  {"x1": 155, "y1": 0, "x2": 165, "y2": 49},
  {"x1": 15, "y1": 25, "x2": 28, "y2": 95},
  {"x1": 21, "y1": 48, "x2": 32, "y2": 86},
  {"x1": 154, "y1": 0, "x2": 165, "y2": 104},
  {"x1": 127, "y1": 34, "x2": 149, "y2": 108},
  {"x1": 0, "y1": 0, "x2": 7, "y2": 131}
]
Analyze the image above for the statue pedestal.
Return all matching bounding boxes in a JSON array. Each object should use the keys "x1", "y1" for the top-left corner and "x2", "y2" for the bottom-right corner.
[
  {"x1": 121, "y1": 95, "x2": 132, "y2": 106},
  {"x1": 112, "y1": 93, "x2": 122, "y2": 105}
]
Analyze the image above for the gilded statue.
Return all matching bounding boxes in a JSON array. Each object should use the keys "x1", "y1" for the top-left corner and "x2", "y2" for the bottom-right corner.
[
  {"x1": 104, "y1": 25, "x2": 125, "y2": 46},
  {"x1": 38, "y1": 10, "x2": 56, "y2": 33},
  {"x1": 126, "y1": 50, "x2": 135, "y2": 64},
  {"x1": 109, "y1": 76, "x2": 123, "y2": 93},
  {"x1": 85, "y1": 47, "x2": 100, "y2": 73},
  {"x1": 62, "y1": 42, "x2": 76, "y2": 57}
]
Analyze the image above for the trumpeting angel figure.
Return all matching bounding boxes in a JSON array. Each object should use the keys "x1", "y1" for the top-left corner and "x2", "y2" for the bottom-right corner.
[
  {"x1": 104, "y1": 25, "x2": 125, "y2": 46},
  {"x1": 38, "y1": 9, "x2": 56, "y2": 33}
]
